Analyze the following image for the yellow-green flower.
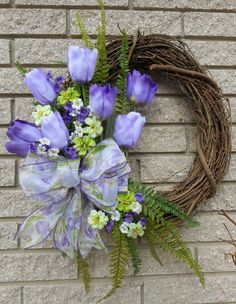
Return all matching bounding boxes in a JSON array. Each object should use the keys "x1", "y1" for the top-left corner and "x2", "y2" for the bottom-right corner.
[
  {"x1": 83, "y1": 116, "x2": 103, "y2": 139},
  {"x1": 88, "y1": 210, "x2": 109, "y2": 230},
  {"x1": 117, "y1": 191, "x2": 135, "y2": 212},
  {"x1": 72, "y1": 136, "x2": 96, "y2": 157},
  {"x1": 57, "y1": 87, "x2": 80, "y2": 106},
  {"x1": 127, "y1": 222, "x2": 145, "y2": 238},
  {"x1": 32, "y1": 104, "x2": 52, "y2": 126}
]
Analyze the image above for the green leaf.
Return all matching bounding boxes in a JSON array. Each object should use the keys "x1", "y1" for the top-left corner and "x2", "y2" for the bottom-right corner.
[
  {"x1": 129, "y1": 180, "x2": 198, "y2": 227},
  {"x1": 76, "y1": 14, "x2": 94, "y2": 49},
  {"x1": 77, "y1": 254, "x2": 91, "y2": 293},
  {"x1": 98, "y1": 224, "x2": 129, "y2": 302},
  {"x1": 115, "y1": 31, "x2": 130, "y2": 114},
  {"x1": 147, "y1": 219, "x2": 205, "y2": 286},
  {"x1": 127, "y1": 237, "x2": 142, "y2": 275},
  {"x1": 15, "y1": 61, "x2": 27, "y2": 76},
  {"x1": 93, "y1": 0, "x2": 110, "y2": 84}
]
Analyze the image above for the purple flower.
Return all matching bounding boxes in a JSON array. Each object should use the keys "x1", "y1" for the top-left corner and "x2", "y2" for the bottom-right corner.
[
  {"x1": 5, "y1": 120, "x2": 42, "y2": 157},
  {"x1": 140, "y1": 217, "x2": 147, "y2": 226},
  {"x1": 64, "y1": 146, "x2": 78, "y2": 159},
  {"x1": 64, "y1": 102, "x2": 73, "y2": 113},
  {"x1": 114, "y1": 112, "x2": 146, "y2": 148},
  {"x1": 67, "y1": 46, "x2": 98, "y2": 83},
  {"x1": 54, "y1": 75, "x2": 65, "y2": 93},
  {"x1": 89, "y1": 84, "x2": 118, "y2": 120},
  {"x1": 76, "y1": 106, "x2": 90, "y2": 124},
  {"x1": 127, "y1": 70, "x2": 158, "y2": 106},
  {"x1": 24, "y1": 69, "x2": 57, "y2": 105},
  {"x1": 124, "y1": 213, "x2": 134, "y2": 223},
  {"x1": 135, "y1": 193, "x2": 144, "y2": 203},
  {"x1": 41, "y1": 111, "x2": 69, "y2": 150},
  {"x1": 62, "y1": 113, "x2": 72, "y2": 124},
  {"x1": 105, "y1": 220, "x2": 114, "y2": 233}
]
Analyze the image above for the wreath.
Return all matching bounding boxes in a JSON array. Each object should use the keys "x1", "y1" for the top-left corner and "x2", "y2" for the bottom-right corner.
[{"x1": 6, "y1": 1, "x2": 231, "y2": 302}]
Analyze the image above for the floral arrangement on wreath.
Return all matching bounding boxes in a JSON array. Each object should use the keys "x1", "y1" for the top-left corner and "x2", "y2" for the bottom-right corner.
[{"x1": 6, "y1": 1, "x2": 204, "y2": 301}]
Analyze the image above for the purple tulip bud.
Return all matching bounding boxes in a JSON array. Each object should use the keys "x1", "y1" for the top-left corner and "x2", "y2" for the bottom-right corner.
[
  {"x1": 105, "y1": 220, "x2": 114, "y2": 233},
  {"x1": 5, "y1": 120, "x2": 42, "y2": 157},
  {"x1": 41, "y1": 111, "x2": 69, "y2": 150},
  {"x1": 89, "y1": 84, "x2": 118, "y2": 120},
  {"x1": 24, "y1": 69, "x2": 57, "y2": 105},
  {"x1": 68, "y1": 46, "x2": 98, "y2": 83},
  {"x1": 127, "y1": 70, "x2": 158, "y2": 106},
  {"x1": 135, "y1": 193, "x2": 144, "y2": 203},
  {"x1": 114, "y1": 112, "x2": 146, "y2": 148}
]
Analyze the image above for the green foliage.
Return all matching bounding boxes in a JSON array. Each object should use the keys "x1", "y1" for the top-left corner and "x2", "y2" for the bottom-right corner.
[
  {"x1": 76, "y1": 14, "x2": 94, "y2": 49},
  {"x1": 129, "y1": 181, "x2": 198, "y2": 227},
  {"x1": 77, "y1": 254, "x2": 91, "y2": 293},
  {"x1": 143, "y1": 232, "x2": 163, "y2": 266},
  {"x1": 93, "y1": 0, "x2": 110, "y2": 83},
  {"x1": 115, "y1": 31, "x2": 130, "y2": 114},
  {"x1": 146, "y1": 220, "x2": 205, "y2": 286},
  {"x1": 99, "y1": 224, "x2": 129, "y2": 302},
  {"x1": 127, "y1": 237, "x2": 142, "y2": 275},
  {"x1": 15, "y1": 61, "x2": 27, "y2": 76}
]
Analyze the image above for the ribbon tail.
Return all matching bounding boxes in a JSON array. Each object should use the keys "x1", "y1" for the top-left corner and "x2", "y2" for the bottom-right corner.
[
  {"x1": 17, "y1": 198, "x2": 68, "y2": 248},
  {"x1": 53, "y1": 188, "x2": 83, "y2": 259}
]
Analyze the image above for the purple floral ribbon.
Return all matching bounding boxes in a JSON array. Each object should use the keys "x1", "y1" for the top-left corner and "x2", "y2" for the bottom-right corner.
[{"x1": 18, "y1": 139, "x2": 131, "y2": 259}]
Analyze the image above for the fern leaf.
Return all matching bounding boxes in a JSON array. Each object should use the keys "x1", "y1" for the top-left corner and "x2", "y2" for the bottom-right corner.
[
  {"x1": 127, "y1": 237, "x2": 142, "y2": 275},
  {"x1": 148, "y1": 220, "x2": 205, "y2": 286},
  {"x1": 143, "y1": 230, "x2": 163, "y2": 266},
  {"x1": 115, "y1": 31, "x2": 130, "y2": 114},
  {"x1": 15, "y1": 62, "x2": 27, "y2": 76},
  {"x1": 98, "y1": 224, "x2": 129, "y2": 302},
  {"x1": 76, "y1": 13, "x2": 94, "y2": 49},
  {"x1": 77, "y1": 254, "x2": 91, "y2": 293},
  {"x1": 92, "y1": 0, "x2": 110, "y2": 83},
  {"x1": 129, "y1": 181, "x2": 197, "y2": 227}
]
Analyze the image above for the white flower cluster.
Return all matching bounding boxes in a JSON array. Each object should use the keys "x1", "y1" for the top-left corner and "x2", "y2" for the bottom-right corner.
[
  {"x1": 32, "y1": 105, "x2": 52, "y2": 126},
  {"x1": 36, "y1": 137, "x2": 59, "y2": 159},
  {"x1": 119, "y1": 221, "x2": 145, "y2": 238}
]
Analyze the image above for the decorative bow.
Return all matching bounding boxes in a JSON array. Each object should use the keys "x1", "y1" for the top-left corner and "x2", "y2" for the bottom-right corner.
[{"x1": 18, "y1": 139, "x2": 131, "y2": 258}]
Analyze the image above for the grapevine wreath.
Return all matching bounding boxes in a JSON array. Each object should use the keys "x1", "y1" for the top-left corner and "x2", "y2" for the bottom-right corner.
[{"x1": 5, "y1": 1, "x2": 231, "y2": 302}]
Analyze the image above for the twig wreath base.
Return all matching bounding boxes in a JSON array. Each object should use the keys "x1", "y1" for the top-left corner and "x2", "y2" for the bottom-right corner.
[{"x1": 106, "y1": 32, "x2": 231, "y2": 220}]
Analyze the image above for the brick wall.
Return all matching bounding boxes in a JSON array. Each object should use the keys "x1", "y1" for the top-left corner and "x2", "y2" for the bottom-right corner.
[{"x1": 0, "y1": 0, "x2": 236, "y2": 303}]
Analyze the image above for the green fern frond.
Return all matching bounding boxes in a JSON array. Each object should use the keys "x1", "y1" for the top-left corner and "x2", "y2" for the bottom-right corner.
[
  {"x1": 99, "y1": 224, "x2": 129, "y2": 302},
  {"x1": 129, "y1": 181, "x2": 197, "y2": 227},
  {"x1": 115, "y1": 31, "x2": 130, "y2": 114},
  {"x1": 77, "y1": 254, "x2": 91, "y2": 293},
  {"x1": 127, "y1": 237, "x2": 142, "y2": 275},
  {"x1": 148, "y1": 220, "x2": 205, "y2": 286},
  {"x1": 92, "y1": 0, "x2": 110, "y2": 83},
  {"x1": 143, "y1": 230, "x2": 163, "y2": 266},
  {"x1": 76, "y1": 13, "x2": 94, "y2": 49},
  {"x1": 15, "y1": 61, "x2": 27, "y2": 76}
]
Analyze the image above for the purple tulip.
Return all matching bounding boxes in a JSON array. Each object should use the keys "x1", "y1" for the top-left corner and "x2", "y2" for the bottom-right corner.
[
  {"x1": 127, "y1": 70, "x2": 158, "y2": 106},
  {"x1": 124, "y1": 213, "x2": 134, "y2": 224},
  {"x1": 5, "y1": 120, "x2": 42, "y2": 157},
  {"x1": 68, "y1": 46, "x2": 98, "y2": 83},
  {"x1": 41, "y1": 111, "x2": 69, "y2": 150},
  {"x1": 89, "y1": 84, "x2": 118, "y2": 120},
  {"x1": 24, "y1": 69, "x2": 57, "y2": 105},
  {"x1": 114, "y1": 112, "x2": 146, "y2": 148}
]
